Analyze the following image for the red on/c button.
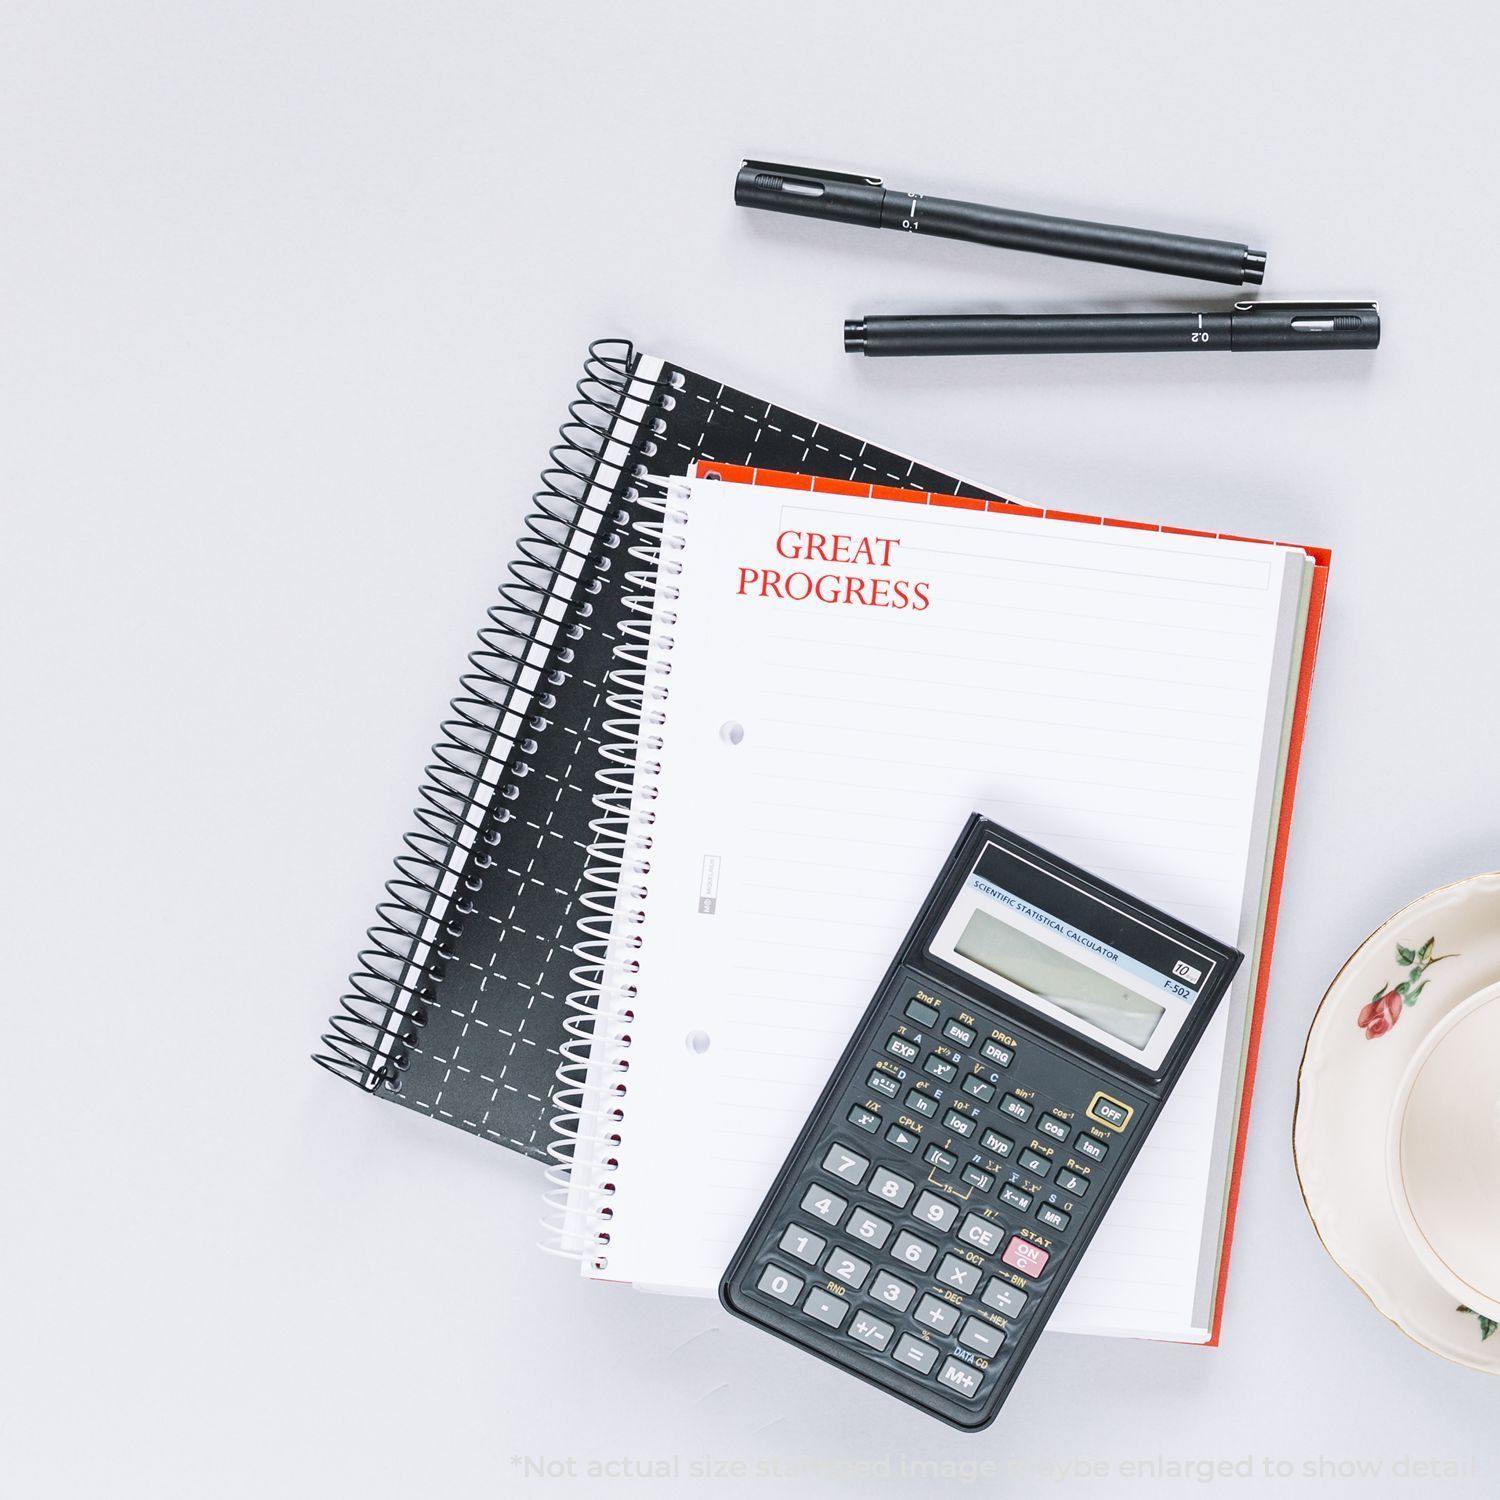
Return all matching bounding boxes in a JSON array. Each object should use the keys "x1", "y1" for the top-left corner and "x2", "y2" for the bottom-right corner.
[{"x1": 1001, "y1": 1236, "x2": 1049, "y2": 1277}]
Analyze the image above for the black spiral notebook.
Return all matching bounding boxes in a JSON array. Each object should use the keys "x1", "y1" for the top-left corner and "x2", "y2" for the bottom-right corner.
[{"x1": 315, "y1": 340, "x2": 994, "y2": 1159}]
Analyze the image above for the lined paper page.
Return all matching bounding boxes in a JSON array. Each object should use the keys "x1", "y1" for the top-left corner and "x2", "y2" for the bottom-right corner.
[{"x1": 594, "y1": 478, "x2": 1300, "y2": 1337}]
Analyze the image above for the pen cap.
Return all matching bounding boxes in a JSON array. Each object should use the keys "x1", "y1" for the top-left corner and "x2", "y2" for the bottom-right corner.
[
  {"x1": 1230, "y1": 301, "x2": 1380, "y2": 350},
  {"x1": 734, "y1": 160, "x2": 885, "y2": 227}
]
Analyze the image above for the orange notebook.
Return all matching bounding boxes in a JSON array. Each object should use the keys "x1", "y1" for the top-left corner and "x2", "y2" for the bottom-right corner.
[
  {"x1": 708, "y1": 462, "x2": 1328, "y2": 1344},
  {"x1": 559, "y1": 459, "x2": 1324, "y2": 1341}
]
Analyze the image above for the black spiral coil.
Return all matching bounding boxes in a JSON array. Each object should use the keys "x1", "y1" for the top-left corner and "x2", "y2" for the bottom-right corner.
[{"x1": 314, "y1": 339, "x2": 669, "y2": 1092}]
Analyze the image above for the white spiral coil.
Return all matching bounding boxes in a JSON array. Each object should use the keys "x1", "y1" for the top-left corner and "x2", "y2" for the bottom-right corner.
[{"x1": 542, "y1": 467, "x2": 689, "y2": 1268}]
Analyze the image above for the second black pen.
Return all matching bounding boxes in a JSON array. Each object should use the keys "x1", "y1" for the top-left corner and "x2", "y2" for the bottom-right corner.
[{"x1": 845, "y1": 302, "x2": 1380, "y2": 356}]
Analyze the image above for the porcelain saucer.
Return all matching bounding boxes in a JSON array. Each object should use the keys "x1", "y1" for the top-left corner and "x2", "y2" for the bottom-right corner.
[{"x1": 1294, "y1": 873, "x2": 1500, "y2": 1372}]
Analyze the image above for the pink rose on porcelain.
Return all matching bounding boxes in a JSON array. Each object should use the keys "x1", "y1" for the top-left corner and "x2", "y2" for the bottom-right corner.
[
  {"x1": 1356, "y1": 936, "x2": 1449, "y2": 1041},
  {"x1": 1357, "y1": 990, "x2": 1403, "y2": 1038}
]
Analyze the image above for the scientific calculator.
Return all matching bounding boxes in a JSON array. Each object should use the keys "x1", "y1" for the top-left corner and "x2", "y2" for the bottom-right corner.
[{"x1": 720, "y1": 815, "x2": 1242, "y2": 1429}]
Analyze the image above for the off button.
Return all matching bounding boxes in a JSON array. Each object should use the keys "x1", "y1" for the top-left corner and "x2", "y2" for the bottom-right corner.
[{"x1": 1086, "y1": 1092, "x2": 1133, "y2": 1132}]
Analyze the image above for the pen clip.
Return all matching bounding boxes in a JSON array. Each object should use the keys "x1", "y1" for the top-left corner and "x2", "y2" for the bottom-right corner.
[
  {"x1": 1232, "y1": 300, "x2": 1378, "y2": 312},
  {"x1": 735, "y1": 160, "x2": 888, "y2": 226},
  {"x1": 740, "y1": 159, "x2": 884, "y2": 189}
]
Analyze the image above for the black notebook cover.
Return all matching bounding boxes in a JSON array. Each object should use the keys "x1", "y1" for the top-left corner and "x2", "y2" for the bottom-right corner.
[{"x1": 316, "y1": 340, "x2": 996, "y2": 1159}]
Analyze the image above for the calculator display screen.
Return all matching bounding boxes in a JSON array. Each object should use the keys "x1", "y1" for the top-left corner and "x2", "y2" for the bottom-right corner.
[
  {"x1": 953, "y1": 908, "x2": 1165, "y2": 1049},
  {"x1": 927, "y1": 839, "x2": 1215, "y2": 1073}
]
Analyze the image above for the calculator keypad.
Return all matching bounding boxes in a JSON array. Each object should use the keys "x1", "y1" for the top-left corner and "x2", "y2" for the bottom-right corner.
[{"x1": 728, "y1": 981, "x2": 1146, "y2": 1427}]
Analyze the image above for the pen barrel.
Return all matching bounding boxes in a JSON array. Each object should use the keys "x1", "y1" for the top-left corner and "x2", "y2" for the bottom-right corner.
[
  {"x1": 846, "y1": 314, "x2": 1233, "y2": 356},
  {"x1": 888, "y1": 195, "x2": 1265, "y2": 286}
]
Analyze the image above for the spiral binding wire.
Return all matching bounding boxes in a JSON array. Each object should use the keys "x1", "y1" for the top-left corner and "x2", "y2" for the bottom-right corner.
[
  {"x1": 314, "y1": 340, "x2": 670, "y2": 1094},
  {"x1": 541, "y1": 457, "x2": 690, "y2": 1267}
]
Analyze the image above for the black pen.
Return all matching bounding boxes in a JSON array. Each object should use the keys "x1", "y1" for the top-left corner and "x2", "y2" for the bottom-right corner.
[
  {"x1": 736, "y1": 159, "x2": 1267, "y2": 286},
  {"x1": 844, "y1": 302, "x2": 1381, "y2": 356}
]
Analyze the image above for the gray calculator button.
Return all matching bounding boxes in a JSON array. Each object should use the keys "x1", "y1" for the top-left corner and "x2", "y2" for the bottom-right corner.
[
  {"x1": 1000, "y1": 1093, "x2": 1033, "y2": 1123},
  {"x1": 870, "y1": 1270, "x2": 916, "y2": 1311},
  {"x1": 891, "y1": 1230, "x2": 938, "y2": 1272},
  {"x1": 1036, "y1": 1204, "x2": 1070, "y2": 1232},
  {"x1": 981, "y1": 1039, "x2": 1014, "y2": 1068},
  {"x1": 847, "y1": 1105, "x2": 881, "y2": 1133},
  {"x1": 904, "y1": 1089, "x2": 938, "y2": 1119},
  {"x1": 914, "y1": 1293, "x2": 960, "y2": 1334},
  {"x1": 1019, "y1": 1150, "x2": 1051, "y2": 1179},
  {"x1": 779, "y1": 1223, "x2": 827, "y2": 1265},
  {"x1": 849, "y1": 1310, "x2": 895, "y2": 1350},
  {"x1": 801, "y1": 1183, "x2": 848, "y2": 1225},
  {"x1": 1074, "y1": 1132, "x2": 1108, "y2": 1162},
  {"x1": 911, "y1": 1190, "x2": 959, "y2": 1232},
  {"x1": 936, "y1": 1253, "x2": 982, "y2": 1294},
  {"x1": 893, "y1": 1333, "x2": 939, "y2": 1375},
  {"x1": 937, "y1": 1357, "x2": 983, "y2": 1399},
  {"x1": 1000, "y1": 1184, "x2": 1033, "y2": 1212},
  {"x1": 846, "y1": 1208, "x2": 893, "y2": 1249},
  {"x1": 867, "y1": 1069, "x2": 900, "y2": 1098},
  {"x1": 923, "y1": 1054, "x2": 957, "y2": 1083},
  {"x1": 869, "y1": 1167, "x2": 915, "y2": 1208},
  {"x1": 1056, "y1": 1167, "x2": 1089, "y2": 1196},
  {"x1": 981, "y1": 1278, "x2": 1029, "y2": 1317},
  {"x1": 943, "y1": 1108, "x2": 976, "y2": 1138},
  {"x1": 958, "y1": 1213, "x2": 1003, "y2": 1254},
  {"x1": 757, "y1": 1264, "x2": 804, "y2": 1305},
  {"x1": 904, "y1": 997, "x2": 940, "y2": 1027},
  {"x1": 980, "y1": 1129, "x2": 1014, "y2": 1158},
  {"x1": 959, "y1": 1317, "x2": 1005, "y2": 1357},
  {"x1": 924, "y1": 1144, "x2": 957, "y2": 1172},
  {"x1": 961, "y1": 1164, "x2": 994, "y2": 1191},
  {"x1": 825, "y1": 1247, "x2": 872, "y2": 1288},
  {"x1": 961, "y1": 1074, "x2": 996, "y2": 1103},
  {"x1": 822, "y1": 1143, "x2": 870, "y2": 1184},
  {"x1": 1038, "y1": 1114, "x2": 1070, "y2": 1141},
  {"x1": 886, "y1": 1034, "x2": 919, "y2": 1063},
  {"x1": 942, "y1": 1019, "x2": 976, "y2": 1047},
  {"x1": 802, "y1": 1287, "x2": 850, "y2": 1328},
  {"x1": 885, "y1": 1123, "x2": 919, "y2": 1153}
]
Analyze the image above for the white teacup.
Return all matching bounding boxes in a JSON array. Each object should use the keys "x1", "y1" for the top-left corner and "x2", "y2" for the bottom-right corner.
[{"x1": 1386, "y1": 981, "x2": 1500, "y2": 1321}]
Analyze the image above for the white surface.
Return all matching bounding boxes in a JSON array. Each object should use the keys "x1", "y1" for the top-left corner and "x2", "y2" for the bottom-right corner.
[
  {"x1": 5, "y1": 3, "x2": 1500, "y2": 1495},
  {"x1": 583, "y1": 474, "x2": 1301, "y2": 1341}
]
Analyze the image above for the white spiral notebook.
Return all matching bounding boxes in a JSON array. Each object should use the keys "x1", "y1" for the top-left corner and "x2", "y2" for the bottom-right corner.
[{"x1": 549, "y1": 465, "x2": 1322, "y2": 1343}]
